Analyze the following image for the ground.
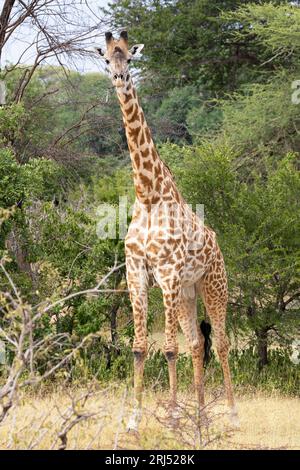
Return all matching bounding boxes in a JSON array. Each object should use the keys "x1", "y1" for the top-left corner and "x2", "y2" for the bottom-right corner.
[{"x1": 0, "y1": 387, "x2": 299, "y2": 450}]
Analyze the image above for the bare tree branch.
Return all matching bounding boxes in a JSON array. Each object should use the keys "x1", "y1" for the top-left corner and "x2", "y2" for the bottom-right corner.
[{"x1": 0, "y1": 256, "x2": 126, "y2": 424}]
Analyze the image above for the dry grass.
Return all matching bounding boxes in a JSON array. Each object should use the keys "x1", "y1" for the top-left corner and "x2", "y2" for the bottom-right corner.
[{"x1": 0, "y1": 386, "x2": 299, "y2": 450}]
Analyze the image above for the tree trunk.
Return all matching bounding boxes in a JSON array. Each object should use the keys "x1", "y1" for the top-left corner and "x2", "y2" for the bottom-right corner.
[
  {"x1": 256, "y1": 327, "x2": 269, "y2": 370},
  {"x1": 5, "y1": 227, "x2": 36, "y2": 287},
  {"x1": 110, "y1": 302, "x2": 120, "y2": 348},
  {"x1": 0, "y1": 0, "x2": 16, "y2": 60},
  {"x1": 109, "y1": 272, "x2": 123, "y2": 348},
  {"x1": 103, "y1": 303, "x2": 121, "y2": 370}
]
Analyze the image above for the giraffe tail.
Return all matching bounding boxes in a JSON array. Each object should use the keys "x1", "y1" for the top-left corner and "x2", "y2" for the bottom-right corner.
[{"x1": 200, "y1": 320, "x2": 212, "y2": 366}]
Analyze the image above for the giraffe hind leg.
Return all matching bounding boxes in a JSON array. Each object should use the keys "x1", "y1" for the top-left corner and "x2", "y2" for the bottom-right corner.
[
  {"x1": 197, "y1": 264, "x2": 240, "y2": 428},
  {"x1": 204, "y1": 303, "x2": 239, "y2": 427},
  {"x1": 126, "y1": 266, "x2": 148, "y2": 433},
  {"x1": 178, "y1": 292, "x2": 205, "y2": 415},
  {"x1": 162, "y1": 288, "x2": 180, "y2": 417}
]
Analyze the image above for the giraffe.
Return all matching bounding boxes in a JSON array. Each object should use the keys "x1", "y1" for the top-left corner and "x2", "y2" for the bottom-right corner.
[{"x1": 96, "y1": 31, "x2": 239, "y2": 431}]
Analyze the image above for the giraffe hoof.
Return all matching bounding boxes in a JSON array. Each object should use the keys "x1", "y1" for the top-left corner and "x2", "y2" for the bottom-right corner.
[
  {"x1": 229, "y1": 406, "x2": 240, "y2": 429},
  {"x1": 127, "y1": 420, "x2": 139, "y2": 434},
  {"x1": 166, "y1": 405, "x2": 181, "y2": 427},
  {"x1": 127, "y1": 409, "x2": 142, "y2": 433}
]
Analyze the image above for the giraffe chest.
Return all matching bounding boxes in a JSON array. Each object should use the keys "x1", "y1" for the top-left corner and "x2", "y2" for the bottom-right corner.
[
  {"x1": 125, "y1": 218, "x2": 185, "y2": 263},
  {"x1": 125, "y1": 201, "x2": 186, "y2": 264},
  {"x1": 125, "y1": 202, "x2": 217, "y2": 286}
]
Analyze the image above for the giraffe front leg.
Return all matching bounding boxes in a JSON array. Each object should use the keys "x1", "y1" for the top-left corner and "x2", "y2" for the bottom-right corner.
[
  {"x1": 162, "y1": 285, "x2": 180, "y2": 421},
  {"x1": 126, "y1": 270, "x2": 148, "y2": 433},
  {"x1": 127, "y1": 350, "x2": 146, "y2": 432}
]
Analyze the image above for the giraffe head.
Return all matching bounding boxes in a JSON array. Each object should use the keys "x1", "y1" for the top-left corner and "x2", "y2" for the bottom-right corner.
[{"x1": 96, "y1": 31, "x2": 144, "y2": 89}]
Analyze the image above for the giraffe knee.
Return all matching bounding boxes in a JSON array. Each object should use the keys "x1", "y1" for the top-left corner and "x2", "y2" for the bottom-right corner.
[
  {"x1": 165, "y1": 350, "x2": 177, "y2": 362},
  {"x1": 216, "y1": 336, "x2": 230, "y2": 357},
  {"x1": 190, "y1": 335, "x2": 204, "y2": 356},
  {"x1": 164, "y1": 335, "x2": 178, "y2": 360},
  {"x1": 164, "y1": 342, "x2": 178, "y2": 361},
  {"x1": 133, "y1": 350, "x2": 147, "y2": 363},
  {"x1": 191, "y1": 345, "x2": 206, "y2": 368},
  {"x1": 132, "y1": 340, "x2": 147, "y2": 360}
]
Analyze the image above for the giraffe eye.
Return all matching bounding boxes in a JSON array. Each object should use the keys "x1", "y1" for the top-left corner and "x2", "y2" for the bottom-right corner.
[
  {"x1": 127, "y1": 59, "x2": 131, "y2": 64},
  {"x1": 105, "y1": 59, "x2": 110, "y2": 64}
]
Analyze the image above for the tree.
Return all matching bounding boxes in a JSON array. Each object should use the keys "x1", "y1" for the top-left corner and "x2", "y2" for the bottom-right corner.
[
  {"x1": 153, "y1": 85, "x2": 199, "y2": 143},
  {"x1": 213, "y1": 70, "x2": 300, "y2": 166},
  {"x1": 0, "y1": 0, "x2": 102, "y2": 100},
  {"x1": 103, "y1": 0, "x2": 286, "y2": 95},
  {"x1": 213, "y1": 2, "x2": 300, "y2": 165},
  {"x1": 2, "y1": 66, "x2": 124, "y2": 166}
]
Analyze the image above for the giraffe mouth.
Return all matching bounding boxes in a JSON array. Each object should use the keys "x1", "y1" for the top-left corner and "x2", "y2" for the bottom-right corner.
[{"x1": 114, "y1": 80, "x2": 124, "y2": 88}]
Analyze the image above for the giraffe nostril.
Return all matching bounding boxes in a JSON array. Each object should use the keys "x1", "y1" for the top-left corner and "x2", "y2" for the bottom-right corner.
[{"x1": 113, "y1": 74, "x2": 118, "y2": 80}]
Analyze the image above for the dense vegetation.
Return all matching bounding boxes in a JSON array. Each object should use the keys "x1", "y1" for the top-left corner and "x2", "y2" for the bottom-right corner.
[{"x1": 0, "y1": 0, "x2": 299, "y2": 396}]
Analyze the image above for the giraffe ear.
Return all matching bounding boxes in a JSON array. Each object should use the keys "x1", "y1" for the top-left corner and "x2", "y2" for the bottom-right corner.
[{"x1": 129, "y1": 44, "x2": 144, "y2": 56}]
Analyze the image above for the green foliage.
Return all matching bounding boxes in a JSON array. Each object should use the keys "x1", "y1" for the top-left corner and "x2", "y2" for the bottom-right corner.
[
  {"x1": 1, "y1": 0, "x2": 299, "y2": 395},
  {"x1": 139, "y1": 347, "x2": 300, "y2": 395},
  {"x1": 0, "y1": 148, "x2": 62, "y2": 209},
  {"x1": 216, "y1": 71, "x2": 300, "y2": 159},
  {"x1": 222, "y1": 2, "x2": 300, "y2": 59},
  {"x1": 0, "y1": 148, "x2": 24, "y2": 208},
  {"x1": 208, "y1": 348, "x2": 300, "y2": 396},
  {"x1": 3, "y1": 66, "x2": 123, "y2": 168},
  {"x1": 74, "y1": 347, "x2": 298, "y2": 395},
  {"x1": 104, "y1": 0, "x2": 286, "y2": 94},
  {"x1": 22, "y1": 158, "x2": 64, "y2": 201},
  {"x1": 0, "y1": 103, "x2": 25, "y2": 144},
  {"x1": 153, "y1": 85, "x2": 199, "y2": 142},
  {"x1": 187, "y1": 105, "x2": 223, "y2": 138},
  {"x1": 92, "y1": 167, "x2": 135, "y2": 205}
]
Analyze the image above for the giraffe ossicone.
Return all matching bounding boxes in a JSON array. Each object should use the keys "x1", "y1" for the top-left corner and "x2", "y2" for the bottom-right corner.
[{"x1": 96, "y1": 30, "x2": 238, "y2": 432}]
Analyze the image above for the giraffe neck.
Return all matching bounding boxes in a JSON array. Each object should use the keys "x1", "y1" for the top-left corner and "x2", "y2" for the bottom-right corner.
[{"x1": 116, "y1": 77, "x2": 179, "y2": 206}]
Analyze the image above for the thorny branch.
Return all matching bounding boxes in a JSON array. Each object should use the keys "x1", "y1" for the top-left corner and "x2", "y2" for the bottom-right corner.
[{"x1": 0, "y1": 256, "x2": 126, "y2": 425}]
